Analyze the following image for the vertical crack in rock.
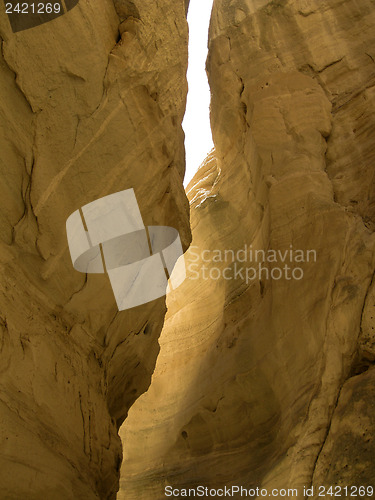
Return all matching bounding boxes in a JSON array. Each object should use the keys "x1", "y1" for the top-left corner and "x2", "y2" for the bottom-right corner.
[{"x1": 0, "y1": 38, "x2": 36, "y2": 113}]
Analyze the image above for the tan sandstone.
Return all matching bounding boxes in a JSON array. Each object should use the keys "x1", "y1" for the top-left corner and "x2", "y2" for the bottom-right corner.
[
  {"x1": 0, "y1": 1, "x2": 190, "y2": 498},
  {"x1": 119, "y1": 0, "x2": 375, "y2": 498}
]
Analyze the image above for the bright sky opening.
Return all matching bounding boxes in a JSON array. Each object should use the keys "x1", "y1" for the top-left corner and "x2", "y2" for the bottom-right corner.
[{"x1": 182, "y1": 0, "x2": 214, "y2": 187}]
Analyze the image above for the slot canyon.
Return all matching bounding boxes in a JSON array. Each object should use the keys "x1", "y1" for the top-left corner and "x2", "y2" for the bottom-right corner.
[{"x1": 0, "y1": 0, "x2": 375, "y2": 499}]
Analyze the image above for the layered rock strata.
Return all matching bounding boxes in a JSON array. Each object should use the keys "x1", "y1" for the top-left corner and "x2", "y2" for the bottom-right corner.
[
  {"x1": 119, "y1": 0, "x2": 375, "y2": 497},
  {"x1": 0, "y1": 1, "x2": 190, "y2": 498}
]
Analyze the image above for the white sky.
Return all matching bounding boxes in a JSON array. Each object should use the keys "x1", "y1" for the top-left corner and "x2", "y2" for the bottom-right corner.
[{"x1": 182, "y1": 0, "x2": 214, "y2": 187}]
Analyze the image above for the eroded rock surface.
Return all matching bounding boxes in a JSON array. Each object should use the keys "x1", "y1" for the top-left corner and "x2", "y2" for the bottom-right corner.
[
  {"x1": 0, "y1": 1, "x2": 190, "y2": 498},
  {"x1": 312, "y1": 367, "x2": 375, "y2": 496},
  {"x1": 120, "y1": 0, "x2": 375, "y2": 498}
]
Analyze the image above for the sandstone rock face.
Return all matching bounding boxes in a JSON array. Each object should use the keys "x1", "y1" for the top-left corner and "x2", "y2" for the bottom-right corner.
[
  {"x1": 119, "y1": 0, "x2": 375, "y2": 497},
  {"x1": 0, "y1": 1, "x2": 190, "y2": 498},
  {"x1": 312, "y1": 367, "x2": 375, "y2": 495}
]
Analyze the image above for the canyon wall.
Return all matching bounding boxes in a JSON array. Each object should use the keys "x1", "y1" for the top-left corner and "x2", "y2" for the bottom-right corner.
[
  {"x1": 0, "y1": 1, "x2": 190, "y2": 498},
  {"x1": 119, "y1": 0, "x2": 375, "y2": 498}
]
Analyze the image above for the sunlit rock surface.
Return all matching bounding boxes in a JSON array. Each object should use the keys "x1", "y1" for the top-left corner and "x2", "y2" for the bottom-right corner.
[
  {"x1": 119, "y1": 0, "x2": 375, "y2": 497},
  {"x1": 0, "y1": 1, "x2": 190, "y2": 498}
]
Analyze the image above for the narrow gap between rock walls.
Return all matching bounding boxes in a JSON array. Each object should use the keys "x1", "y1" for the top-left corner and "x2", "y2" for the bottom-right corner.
[{"x1": 182, "y1": 0, "x2": 214, "y2": 188}]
